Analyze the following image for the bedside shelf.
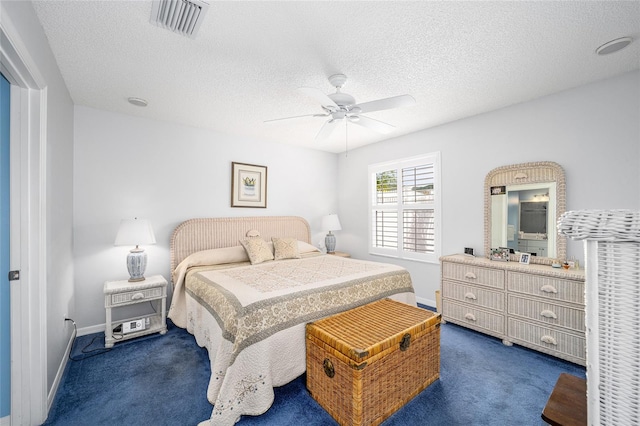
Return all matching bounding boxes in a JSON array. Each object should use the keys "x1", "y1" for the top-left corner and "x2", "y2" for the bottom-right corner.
[{"x1": 104, "y1": 275, "x2": 168, "y2": 348}]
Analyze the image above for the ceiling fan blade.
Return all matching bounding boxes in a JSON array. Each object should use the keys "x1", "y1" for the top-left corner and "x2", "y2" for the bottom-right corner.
[
  {"x1": 350, "y1": 115, "x2": 395, "y2": 134},
  {"x1": 298, "y1": 87, "x2": 338, "y2": 110},
  {"x1": 264, "y1": 113, "x2": 328, "y2": 123},
  {"x1": 354, "y1": 94, "x2": 415, "y2": 114},
  {"x1": 315, "y1": 119, "x2": 339, "y2": 141}
]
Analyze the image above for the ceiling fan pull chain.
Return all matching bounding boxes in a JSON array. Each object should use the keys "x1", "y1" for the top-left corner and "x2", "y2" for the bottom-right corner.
[{"x1": 345, "y1": 118, "x2": 348, "y2": 157}]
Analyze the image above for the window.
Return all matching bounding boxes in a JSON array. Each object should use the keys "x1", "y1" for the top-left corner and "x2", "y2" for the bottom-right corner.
[{"x1": 369, "y1": 152, "x2": 441, "y2": 263}]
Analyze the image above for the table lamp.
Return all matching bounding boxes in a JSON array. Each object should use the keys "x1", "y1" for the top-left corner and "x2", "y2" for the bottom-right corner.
[
  {"x1": 322, "y1": 214, "x2": 342, "y2": 254},
  {"x1": 114, "y1": 218, "x2": 156, "y2": 282}
]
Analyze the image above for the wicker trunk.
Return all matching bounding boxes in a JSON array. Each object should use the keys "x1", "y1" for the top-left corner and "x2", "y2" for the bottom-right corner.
[{"x1": 306, "y1": 298, "x2": 441, "y2": 426}]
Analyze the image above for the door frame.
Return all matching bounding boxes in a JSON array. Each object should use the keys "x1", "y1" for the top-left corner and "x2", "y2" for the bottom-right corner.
[{"x1": 1, "y1": 10, "x2": 48, "y2": 426}]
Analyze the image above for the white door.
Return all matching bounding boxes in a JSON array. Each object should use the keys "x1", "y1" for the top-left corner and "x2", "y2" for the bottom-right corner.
[{"x1": 0, "y1": 71, "x2": 11, "y2": 422}]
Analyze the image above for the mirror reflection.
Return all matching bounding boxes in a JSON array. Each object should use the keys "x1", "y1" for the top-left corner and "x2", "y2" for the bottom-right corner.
[
  {"x1": 490, "y1": 183, "x2": 556, "y2": 258},
  {"x1": 485, "y1": 162, "x2": 566, "y2": 265}
]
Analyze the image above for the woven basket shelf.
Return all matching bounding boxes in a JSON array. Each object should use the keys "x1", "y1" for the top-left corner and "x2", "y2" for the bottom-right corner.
[{"x1": 559, "y1": 209, "x2": 640, "y2": 425}]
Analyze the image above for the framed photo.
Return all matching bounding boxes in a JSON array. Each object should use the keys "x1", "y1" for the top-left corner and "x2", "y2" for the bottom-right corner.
[
  {"x1": 519, "y1": 252, "x2": 531, "y2": 265},
  {"x1": 490, "y1": 185, "x2": 506, "y2": 195},
  {"x1": 490, "y1": 247, "x2": 510, "y2": 261},
  {"x1": 231, "y1": 162, "x2": 267, "y2": 208}
]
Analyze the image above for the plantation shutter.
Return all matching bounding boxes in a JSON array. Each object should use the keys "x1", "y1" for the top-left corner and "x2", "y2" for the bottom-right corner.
[
  {"x1": 402, "y1": 164, "x2": 435, "y2": 254},
  {"x1": 369, "y1": 153, "x2": 440, "y2": 262}
]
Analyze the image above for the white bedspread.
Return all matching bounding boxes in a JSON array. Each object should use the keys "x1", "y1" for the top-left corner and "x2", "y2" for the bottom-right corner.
[{"x1": 169, "y1": 255, "x2": 416, "y2": 425}]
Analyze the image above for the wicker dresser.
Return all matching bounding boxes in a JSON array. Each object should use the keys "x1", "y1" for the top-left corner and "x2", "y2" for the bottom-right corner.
[{"x1": 440, "y1": 254, "x2": 586, "y2": 365}]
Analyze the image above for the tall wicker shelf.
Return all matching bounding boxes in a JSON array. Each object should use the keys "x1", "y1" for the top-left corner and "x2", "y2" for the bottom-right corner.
[{"x1": 559, "y1": 210, "x2": 640, "y2": 425}]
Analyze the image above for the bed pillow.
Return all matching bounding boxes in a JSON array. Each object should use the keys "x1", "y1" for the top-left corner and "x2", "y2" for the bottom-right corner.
[
  {"x1": 240, "y1": 237, "x2": 275, "y2": 265},
  {"x1": 176, "y1": 245, "x2": 249, "y2": 270},
  {"x1": 272, "y1": 237, "x2": 301, "y2": 260},
  {"x1": 297, "y1": 240, "x2": 321, "y2": 254},
  {"x1": 172, "y1": 245, "x2": 250, "y2": 290}
]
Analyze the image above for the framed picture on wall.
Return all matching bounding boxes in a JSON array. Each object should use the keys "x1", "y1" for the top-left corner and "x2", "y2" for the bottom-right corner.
[{"x1": 231, "y1": 162, "x2": 267, "y2": 208}]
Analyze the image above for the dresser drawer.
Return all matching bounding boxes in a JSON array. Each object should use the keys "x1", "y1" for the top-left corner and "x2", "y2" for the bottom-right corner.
[
  {"x1": 108, "y1": 286, "x2": 164, "y2": 307},
  {"x1": 443, "y1": 300, "x2": 505, "y2": 335},
  {"x1": 442, "y1": 280, "x2": 504, "y2": 311},
  {"x1": 507, "y1": 271, "x2": 584, "y2": 305},
  {"x1": 508, "y1": 317, "x2": 585, "y2": 363},
  {"x1": 442, "y1": 262, "x2": 505, "y2": 289},
  {"x1": 508, "y1": 295, "x2": 585, "y2": 333}
]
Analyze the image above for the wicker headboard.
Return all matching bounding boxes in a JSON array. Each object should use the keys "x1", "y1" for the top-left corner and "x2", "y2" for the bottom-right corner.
[{"x1": 170, "y1": 216, "x2": 312, "y2": 272}]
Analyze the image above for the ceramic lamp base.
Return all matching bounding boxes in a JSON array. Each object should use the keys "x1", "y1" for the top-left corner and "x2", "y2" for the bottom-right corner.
[
  {"x1": 325, "y1": 232, "x2": 336, "y2": 254},
  {"x1": 127, "y1": 248, "x2": 147, "y2": 282}
]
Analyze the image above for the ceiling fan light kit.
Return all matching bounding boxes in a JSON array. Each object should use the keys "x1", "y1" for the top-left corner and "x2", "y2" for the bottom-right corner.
[{"x1": 267, "y1": 74, "x2": 415, "y2": 142}]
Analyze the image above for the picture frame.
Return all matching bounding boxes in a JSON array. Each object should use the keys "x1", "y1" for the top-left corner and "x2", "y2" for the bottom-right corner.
[
  {"x1": 231, "y1": 162, "x2": 267, "y2": 208},
  {"x1": 519, "y1": 252, "x2": 531, "y2": 265},
  {"x1": 490, "y1": 185, "x2": 506, "y2": 196},
  {"x1": 490, "y1": 247, "x2": 510, "y2": 261}
]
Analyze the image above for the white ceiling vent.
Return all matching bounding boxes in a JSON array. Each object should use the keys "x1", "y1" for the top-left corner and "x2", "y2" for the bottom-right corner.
[{"x1": 150, "y1": 0, "x2": 209, "y2": 39}]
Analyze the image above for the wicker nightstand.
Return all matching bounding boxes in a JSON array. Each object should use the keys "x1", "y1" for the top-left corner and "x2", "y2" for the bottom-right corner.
[
  {"x1": 328, "y1": 251, "x2": 350, "y2": 258},
  {"x1": 103, "y1": 275, "x2": 168, "y2": 348}
]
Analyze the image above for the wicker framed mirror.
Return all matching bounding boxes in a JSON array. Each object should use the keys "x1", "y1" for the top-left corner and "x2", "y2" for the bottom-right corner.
[{"x1": 484, "y1": 161, "x2": 566, "y2": 265}]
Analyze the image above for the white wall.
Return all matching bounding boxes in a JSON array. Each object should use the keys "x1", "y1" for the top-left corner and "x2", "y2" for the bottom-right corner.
[
  {"x1": 73, "y1": 106, "x2": 338, "y2": 329},
  {"x1": 337, "y1": 71, "x2": 640, "y2": 306},
  {"x1": 1, "y1": 0, "x2": 75, "y2": 402}
]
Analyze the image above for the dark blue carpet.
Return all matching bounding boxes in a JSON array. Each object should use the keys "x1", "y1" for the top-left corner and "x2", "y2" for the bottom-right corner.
[{"x1": 44, "y1": 316, "x2": 585, "y2": 426}]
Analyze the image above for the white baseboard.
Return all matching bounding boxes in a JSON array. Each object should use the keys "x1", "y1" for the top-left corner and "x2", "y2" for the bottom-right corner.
[
  {"x1": 47, "y1": 326, "x2": 77, "y2": 412},
  {"x1": 416, "y1": 295, "x2": 436, "y2": 309},
  {"x1": 77, "y1": 323, "x2": 105, "y2": 337},
  {"x1": 0, "y1": 415, "x2": 10, "y2": 426}
]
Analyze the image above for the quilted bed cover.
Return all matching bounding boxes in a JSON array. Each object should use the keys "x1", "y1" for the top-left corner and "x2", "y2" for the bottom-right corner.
[{"x1": 169, "y1": 254, "x2": 416, "y2": 425}]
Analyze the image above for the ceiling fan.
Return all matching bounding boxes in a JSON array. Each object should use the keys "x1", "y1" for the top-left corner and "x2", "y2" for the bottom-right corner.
[{"x1": 265, "y1": 74, "x2": 415, "y2": 141}]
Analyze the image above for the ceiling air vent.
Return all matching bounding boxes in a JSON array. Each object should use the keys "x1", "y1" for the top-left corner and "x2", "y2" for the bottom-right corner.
[{"x1": 150, "y1": 0, "x2": 209, "y2": 39}]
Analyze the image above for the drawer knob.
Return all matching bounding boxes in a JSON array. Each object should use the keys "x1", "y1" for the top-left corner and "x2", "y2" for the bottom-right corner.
[
  {"x1": 464, "y1": 313, "x2": 477, "y2": 321},
  {"x1": 464, "y1": 272, "x2": 477, "y2": 280},
  {"x1": 540, "y1": 285, "x2": 558, "y2": 294},
  {"x1": 464, "y1": 292, "x2": 477, "y2": 300},
  {"x1": 540, "y1": 335, "x2": 557, "y2": 346},
  {"x1": 131, "y1": 292, "x2": 145, "y2": 300},
  {"x1": 540, "y1": 309, "x2": 557, "y2": 319}
]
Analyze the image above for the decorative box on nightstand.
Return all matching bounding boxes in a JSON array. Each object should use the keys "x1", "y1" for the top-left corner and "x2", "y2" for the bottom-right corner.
[{"x1": 103, "y1": 274, "x2": 168, "y2": 348}]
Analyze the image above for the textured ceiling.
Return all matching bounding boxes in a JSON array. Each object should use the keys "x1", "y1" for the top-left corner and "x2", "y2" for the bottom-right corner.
[{"x1": 32, "y1": 1, "x2": 640, "y2": 153}]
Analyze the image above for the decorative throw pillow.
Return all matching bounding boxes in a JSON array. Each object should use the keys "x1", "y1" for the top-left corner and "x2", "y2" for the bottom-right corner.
[
  {"x1": 240, "y1": 238, "x2": 274, "y2": 265},
  {"x1": 272, "y1": 237, "x2": 301, "y2": 260}
]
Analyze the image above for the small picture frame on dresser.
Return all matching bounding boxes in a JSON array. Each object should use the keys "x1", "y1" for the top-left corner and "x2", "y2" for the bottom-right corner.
[
  {"x1": 490, "y1": 247, "x2": 509, "y2": 261},
  {"x1": 519, "y1": 252, "x2": 531, "y2": 265}
]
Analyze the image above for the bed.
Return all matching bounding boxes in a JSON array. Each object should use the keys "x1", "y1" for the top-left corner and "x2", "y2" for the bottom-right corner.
[{"x1": 168, "y1": 216, "x2": 417, "y2": 425}]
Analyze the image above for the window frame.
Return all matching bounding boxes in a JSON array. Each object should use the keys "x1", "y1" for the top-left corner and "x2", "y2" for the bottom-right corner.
[{"x1": 368, "y1": 152, "x2": 441, "y2": 263}]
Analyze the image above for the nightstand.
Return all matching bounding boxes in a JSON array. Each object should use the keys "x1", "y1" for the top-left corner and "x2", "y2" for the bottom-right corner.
[
  {"x1": 329, "y1": 251, "x2": 350, "y2": 258},
  {"x1": 103, "y1": 274, "x2": 168, "y2": 348}
]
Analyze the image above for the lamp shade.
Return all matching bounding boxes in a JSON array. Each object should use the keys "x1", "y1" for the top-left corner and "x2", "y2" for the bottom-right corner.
[
  {"x1": 114, "y1": 218, "x2": 156, "y2": 246},
  {"x1": 321, "y1": 214, "x2": 342, "y2": 232}
]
